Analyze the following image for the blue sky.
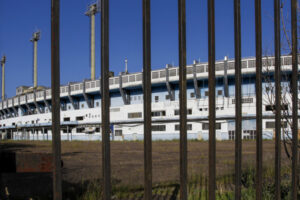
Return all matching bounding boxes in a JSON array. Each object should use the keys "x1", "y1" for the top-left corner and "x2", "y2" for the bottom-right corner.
[{"x1": 0, "y1": 0, "x2": 290, "y2": 97}]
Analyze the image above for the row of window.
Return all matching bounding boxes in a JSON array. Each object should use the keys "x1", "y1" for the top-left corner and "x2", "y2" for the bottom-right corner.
[
  {"x1": 151, "y1": 124, "x2": 193, "y2": 132},
  {"x1": 265, "y1": 121, "x2": 288, "y2": 129},
  {"x1": 159, "y1": 90, "x2": 224, "y2": 102},
  {"x1": 199, "y1": 107, "x2": 224, "y2": 111},
  {"x1": 128, "y1": 109, "x2": 193, "y2": 119},
  {"x1": 63, "y1": 113, "x2": 102, "y2": 122},
  {"x1": 229, "y1": 130, "x2": 256, "y2": 140},
  {"x1": 150, "y1": 123, "x2": 222, "y2": 132},
  {"x1": 265, "y1": 104, "x2": 288, "y2": 111}
]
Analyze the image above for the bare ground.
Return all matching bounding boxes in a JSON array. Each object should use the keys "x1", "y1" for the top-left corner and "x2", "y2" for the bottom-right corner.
[{"x1": 0, "y1": 140, "x2": 291, "y2": 199}]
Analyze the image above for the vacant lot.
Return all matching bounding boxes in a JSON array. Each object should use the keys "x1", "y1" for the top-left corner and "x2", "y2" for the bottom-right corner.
[{"x1": 0, "y1": 140, "x2": 292, "y2": 199}]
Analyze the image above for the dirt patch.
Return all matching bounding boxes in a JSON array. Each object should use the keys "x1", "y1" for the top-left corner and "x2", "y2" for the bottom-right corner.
[{"x1": 0, "y1": 140, "x2": 290, "y2": 186}]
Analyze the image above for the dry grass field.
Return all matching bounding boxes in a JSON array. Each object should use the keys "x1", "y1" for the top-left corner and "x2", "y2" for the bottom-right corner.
[{"x1": 0, "y1": 140, "x2": 294, "y2": 199}]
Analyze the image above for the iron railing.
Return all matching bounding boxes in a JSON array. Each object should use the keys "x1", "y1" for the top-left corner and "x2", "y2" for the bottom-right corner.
[{"x1": 49, "y1": 0, "x2": 299, "y2": 199}]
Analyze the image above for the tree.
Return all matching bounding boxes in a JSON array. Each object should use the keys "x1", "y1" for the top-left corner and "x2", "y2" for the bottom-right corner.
[{"x1": 263, "y1": 0, "x2": 300, "y2": 160}]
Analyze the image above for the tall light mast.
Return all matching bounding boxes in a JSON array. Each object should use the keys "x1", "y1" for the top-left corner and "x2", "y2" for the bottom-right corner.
[
  {"x1": 85, "y1": 3, "x2": 99, "y2": 80},
  {"x1": 1, "y1": 55, "x2": 6, "y2": 101},
  {"x1": 30, "y1": 31, "x2": 40, "y2": 88},
  {"x1": 125, "y1": 58, "x2": 128, "y2": 74}
]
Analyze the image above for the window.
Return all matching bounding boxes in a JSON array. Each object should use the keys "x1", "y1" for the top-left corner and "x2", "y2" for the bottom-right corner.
[
  {"x1": 282, "y1": 104, "x2": 288, "y2": 110},
  {"x1": 76, "y1": 128, "x2": 85, "y2": 133},
  {"x1": 190, "y1": 93, "x2": 195, "y2": 98},
  {"x1": 175, "y1": 124, "x2": 192, "y2": 131},
  {"x1": 243, "y1": 130, "x2": 256, "y2": 140},
  {"x1": 229, "y1": 130, "x2": 235, "y2": 140},
  {"x1": 64, "y1": 117, "x2": 70, "y2": 122},
  {"x1": 128, "y1": 112, "x2": 142, "y2": 119},
  {"x1": 152, "y1": 125, "x2": 166, "y2": 131},
  {"x1": 96, "y1": 102, "x2": 99, "y2": 107},
  {"x1": 205, "y1": 91, "x2": 209, "y2": 96},
  {"x1": 166, "y1": 95, "x2": 170, "y2": 100},
  {"x1": 266, "y1": 121, "x2": 275, "y2": 129},
  {"x1": 202, "y1": 123, "x2": 221, "y2": 130},
  {"x1": 155, "y1": 96, "x2": 159, "y2": 102},
  {"x1": 232, "y1": 98, "x2": 254, "y2": 104},
  {"x1": 115, "y1": 130, "x2": 123, "y2": 136},
  {"x1": 199, "y1": 108, "x2": 203, "y2": 111},
  {"x1": 174, "y1": 109, "x2": 192, "y2": 115},
  {"x1": 217, "y1": 90, "x2": 223, "y2": 95},
  {"x1": 76, "y1": 116, "x2": 84, "y2": 121},
  {"x1": 152, "y1": 111, "x2": 166, "y2": 117},
  {"x1": 265, "y1": 105, "x2": 274, "y2": 111},
  {"x1": 95, "y1": 128, "x2": 100, "y2": 132},
  {"x1": 266, "y1": 121, "x2": 287, "y2": 129},
  {"x1": 81, "y1": 104, "x2": 84, "y2": 108}
]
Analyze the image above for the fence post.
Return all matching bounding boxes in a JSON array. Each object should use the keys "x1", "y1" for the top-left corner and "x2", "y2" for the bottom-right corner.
[
  {"x1": 291, "y1": 0, "x2": 298, "y2": 198},
  {"x1": 51, "y1": 0, "x2": 62, "y2": 199},
  {"x1": 255, "y1": 0, "x2": 263, "y2": 199},
  {"x1": 274, "y1": 0, "x2": 282, "y2": 199},
  {"x1": 101, "y1": 0, "x2": 111, "y2": 199},
  {"x1": 178, "y1": 0, "x2": 187, "y2": 199},
  {"x1": 143, "y1": 0, "x2": 152, "y2": 199},
  {"x1": 207, "y1": 0, "x2": 216, "y2": 199},
  {"x1": 234, "y1": 0, "x2": 242, "y2": 199}
]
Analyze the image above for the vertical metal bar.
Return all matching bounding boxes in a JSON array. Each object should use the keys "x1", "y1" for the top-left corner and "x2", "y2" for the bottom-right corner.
[
  {"x1": 274, "y1": 0, "x2": 281, "y2": 199},
  {"x1": 255, "y1": 0, "x2": 262, "y2": 199},
  {"x1": 178, "y1": 0, "x2": 187, "y2": 199},
  {"x1": 207, "y1": 0, "x2": 216, "y2": 199},
  {"x1": 101, "y1": 0, "x2": 111, "y2": 199},
  {"x1": 143, "y1": 0, "x2": 152, "y2": 199},
  {"x1": 291, "y1": 0, "x2": 298, "y2": 199},
  {"x1": 234, "y1": 0, "x2": 242, "y2": 199},
  {"x1": 51, "y1": 0, "x2": 62, "y2": 199}
]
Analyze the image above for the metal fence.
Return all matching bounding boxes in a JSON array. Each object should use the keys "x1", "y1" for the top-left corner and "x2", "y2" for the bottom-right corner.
[{"x1": 50, "y1": 0, "x2": 298, "y2": 199}]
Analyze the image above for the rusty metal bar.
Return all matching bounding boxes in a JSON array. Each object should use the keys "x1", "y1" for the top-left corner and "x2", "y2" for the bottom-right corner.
[
  {"x1": 234, "y1": 0, "x2": 242, "y2": 199},
  {"x1": 101, "y1": 0, "x2": 111, "y2": 199},
  {"x1": 207, "y1": 0, "x2": 216, "y2": 199},
  {"x1": 274, "y1": 0, "x2": 281, "y2": 199},
  {"x1": 291, "y1": 0, "x2": 298, "y2": 198},
  {"x1": 51, "y1": 0, "x2": 62, "y2": 199},
  {"x1": 178, "y1": 0, "x2": 187, "y2": 199},
  {"x1": 255, "y1": 0, "x2": 262, "y2": 199},
  {"x1": 143, "y1": 0, "x2": 152, "y2": 199}
]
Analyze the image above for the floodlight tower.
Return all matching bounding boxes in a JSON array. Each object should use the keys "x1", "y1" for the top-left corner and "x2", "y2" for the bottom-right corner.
[
  {"x1": 125, "y1": 58, "x2": 128, "y2": 74},
  {"x1": 30, "y1": 31, "x2": 40, "y2": 88},
  {"x1": 85, "y1": 3, "x2": 99, "y2": 80},
  {"x1": 1, "y1": 55, "x2": 6, "y2": 101}
]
